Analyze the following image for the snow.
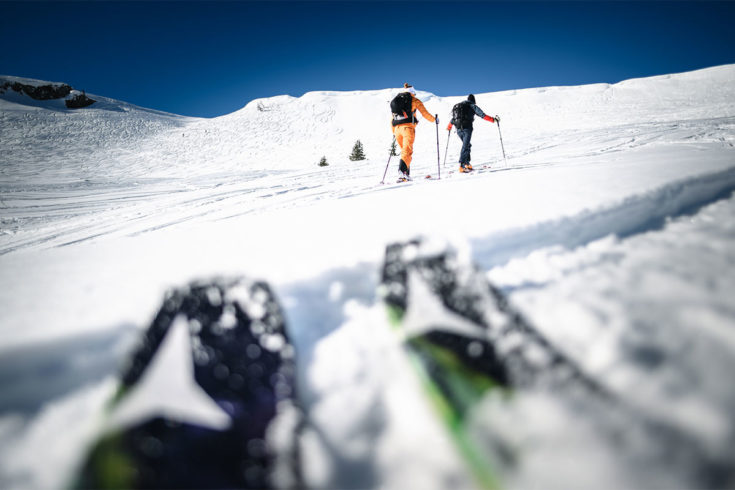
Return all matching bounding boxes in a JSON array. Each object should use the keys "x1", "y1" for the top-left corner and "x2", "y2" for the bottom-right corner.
[{"x1": 1, "y1": 64, "x2": 735, "y2": 488}]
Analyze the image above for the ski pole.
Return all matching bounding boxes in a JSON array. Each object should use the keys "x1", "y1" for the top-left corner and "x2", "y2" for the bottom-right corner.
[
  {"x1": 381, "y1": 135, "x2": 397, "y2": 184},
  {"x1": 496, "y1": 116, "x2": 507, "y2": 166},
  {"x1": 443, "y1": 129, "x2": 451, "y2": 167},
  {"x1": 435, "y1": 115, "x2": 441, "y2": 179}
]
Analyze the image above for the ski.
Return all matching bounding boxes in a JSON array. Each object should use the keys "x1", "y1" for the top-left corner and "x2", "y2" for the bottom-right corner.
[
  {"x1": 378, "y1": 238, "x2": 631, "y2": 488},
  {"x1": 425, "y1": 165, "x2": 492, "y2": 179},
  {"x1": 378, "y1": 238, "x2": 534, "y2": 488},
  {"x1": 378, "y1": 237, "x2": 729, "y2": 489},
  {"x1": 74, "y1": 277, "x2": 303, "y2": 489}
]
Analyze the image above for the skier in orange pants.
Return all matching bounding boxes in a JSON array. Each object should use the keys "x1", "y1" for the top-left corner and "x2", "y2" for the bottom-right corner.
[{"x1": 390, "y1": 83, "x2": 436, "y2": 182}]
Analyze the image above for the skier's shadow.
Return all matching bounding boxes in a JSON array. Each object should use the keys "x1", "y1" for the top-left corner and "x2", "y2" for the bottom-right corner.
[{"x1": 0, "y1": 324, "x2": 137, "y2": 415}]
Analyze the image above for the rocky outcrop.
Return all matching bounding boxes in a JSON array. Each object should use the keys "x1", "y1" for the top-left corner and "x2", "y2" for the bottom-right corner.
[
  {"x1": 1, "y1": 80, "x2": 97, "y2": 109},
  {"x1": 65, "y1": 91, "x2": 96, "y2": 109},
  {"x1": 0, "y1": 81, "x2": 72, "y2": 100}
]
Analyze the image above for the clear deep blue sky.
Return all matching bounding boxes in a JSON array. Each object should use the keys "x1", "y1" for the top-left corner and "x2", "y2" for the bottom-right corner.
[{"x1": 2, "y1": 1, "x2": 734, "y2": 118}]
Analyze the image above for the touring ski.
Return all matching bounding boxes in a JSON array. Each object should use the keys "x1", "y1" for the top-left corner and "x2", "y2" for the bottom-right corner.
[
  {"x1": 74, "y1": 277, "x2": 303, "y2": 489},
  {"x1": 379, "y1": 238, "x2": 627, "y2": 488},
  {"x1": 378, "y1": 237, "x2": 731, "y2": 489}
]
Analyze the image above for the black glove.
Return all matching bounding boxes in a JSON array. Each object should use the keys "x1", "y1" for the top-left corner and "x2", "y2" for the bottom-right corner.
[
  {"x1": 435, "y1": 114, "x2": 439, "y2": 124},
  {"x1": 495, "y1": 115, "x2": 501, "y2": 123}
]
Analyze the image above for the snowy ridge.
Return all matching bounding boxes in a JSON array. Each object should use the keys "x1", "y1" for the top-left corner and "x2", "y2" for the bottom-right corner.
[
  {"x1": 2, "y1": 65, "x2": 734, "y2": 182},
  {"x1": 472, "y1": 161, "x2": 735, "y2": 269},
  {"x1": 1, "y1": 65, "x2": 735, "y2": 489}
]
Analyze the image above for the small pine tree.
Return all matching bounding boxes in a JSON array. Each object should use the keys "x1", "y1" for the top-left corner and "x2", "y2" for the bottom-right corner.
[
  {"x1": 389, "y1": 139, "x2": 398, "y2": 156},
  {"x1": 349, "y1": 140, "x2": 366, "y2": 161},
  {"x1": 318, "y1": 156, "x2": 329, "y2": 167}
]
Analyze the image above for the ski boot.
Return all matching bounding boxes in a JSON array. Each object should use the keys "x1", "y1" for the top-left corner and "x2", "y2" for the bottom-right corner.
[{"x1": 397, "y1": 171, "x2": 411, "y2": 183}]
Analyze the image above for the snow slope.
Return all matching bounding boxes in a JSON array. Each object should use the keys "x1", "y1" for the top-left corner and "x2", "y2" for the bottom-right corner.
[{"x1": 1, "y1": 65, "x2": 735, "y2": 489}]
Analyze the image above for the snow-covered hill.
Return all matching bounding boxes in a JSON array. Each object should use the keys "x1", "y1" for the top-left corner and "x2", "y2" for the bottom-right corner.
[{"x1": 1, "y1": 66, "x2": 734, "y2": 489}]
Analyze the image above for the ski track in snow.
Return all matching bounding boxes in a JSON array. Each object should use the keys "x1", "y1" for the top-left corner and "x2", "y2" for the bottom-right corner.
[
  {"x1": 1, "y1": 66, "x2": 735, "y2": 489},
  {"x1": 2, "y1": 116, "x2": 733, "y2": 257}
]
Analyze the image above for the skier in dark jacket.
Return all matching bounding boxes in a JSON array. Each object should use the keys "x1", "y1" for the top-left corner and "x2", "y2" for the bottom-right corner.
[{"x1": 447, "y1": 94, "x2": 499, "y2": 172}]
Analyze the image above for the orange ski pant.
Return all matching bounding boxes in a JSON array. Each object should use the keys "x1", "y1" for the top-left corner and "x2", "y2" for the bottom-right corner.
[{"x1": 393, "y1": 124, "x2": 416, "y2": 168}]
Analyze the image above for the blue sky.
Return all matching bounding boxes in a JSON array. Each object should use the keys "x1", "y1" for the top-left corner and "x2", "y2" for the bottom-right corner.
[{"x1": 2, "y1": 1, "x2": 734, "y2": 118}]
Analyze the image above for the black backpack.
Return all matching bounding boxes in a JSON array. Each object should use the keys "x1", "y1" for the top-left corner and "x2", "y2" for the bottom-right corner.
[
  {"x1": 452, "y1": 101, "x2": 474, "y2": 129},
  {"x1": 390, "y1": 92, "x2": 415, "y2": 126}
]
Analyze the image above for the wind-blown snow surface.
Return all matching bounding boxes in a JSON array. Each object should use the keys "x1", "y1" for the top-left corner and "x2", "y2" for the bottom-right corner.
[{"x1": 1, "y1": 66, "x2": 735, "y2": 488}]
